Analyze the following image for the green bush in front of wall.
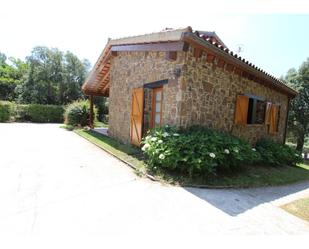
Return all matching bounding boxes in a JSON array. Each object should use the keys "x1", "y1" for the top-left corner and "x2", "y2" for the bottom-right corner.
[
  {"x1": 142, "y1": 125, "x2": 303, "y2": 177},
  {"x1": 256, "y1": 138, "x2": 303, "y2": 166},
  {"x1": 141, "y1": 125, "x2": 260, "y2": 177},
  {"x1": 0, "y1": 101, "x2": 15, "y2": 122}
]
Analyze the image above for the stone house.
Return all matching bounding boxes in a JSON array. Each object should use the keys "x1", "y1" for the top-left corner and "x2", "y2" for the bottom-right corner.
[{"x1": 82, "y1": 27, "x2": 297, "y2": 146}]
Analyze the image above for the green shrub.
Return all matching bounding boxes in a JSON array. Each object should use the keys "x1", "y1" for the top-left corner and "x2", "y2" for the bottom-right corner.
[
  {"x1": 256, "y1": 138, "x2": 303, "y2": 166},
  {"x1": 14, "y1": 104, "x2": 64, "y2": 123},
  {"x1": 0, "y1": 101, "x2": 64, "y2": 123},
  {"x1": 14, "y1": 104, "x2": 29, "y2": 121},
  {"x1": 27, "y1": 104, "x2": 64, "y2": 123},
  {"x1": 64, "y1": 100, "x2": 97, "y2": 127},
  {"x1": 94, "y1": 96, "x2": 109, "y2": 122},
  {"x1": 0, "y1": 101, "x2": 15, "y2": 122},
  {"x1": 103, "y1": 114, "x2": 109, "y2": 124},
  {"x1": 142, "y1": 126, "x2": 260, "y2": 177}
]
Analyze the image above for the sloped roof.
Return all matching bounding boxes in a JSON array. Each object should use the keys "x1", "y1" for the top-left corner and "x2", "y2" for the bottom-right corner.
[
  {"x1": 82, "y1": 27, "x2": 191, "y2": 96},
  {"x1": 82, "y1": 27, "x2": 297, "y2": 97},
  {"x1": 195, "y1": 31, "x2": 228, "y2": 49}
]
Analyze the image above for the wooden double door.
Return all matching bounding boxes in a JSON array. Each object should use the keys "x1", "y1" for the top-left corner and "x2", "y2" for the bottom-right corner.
[{"x1": 130, "y1": 87, "x2": 163, "y2": 146}]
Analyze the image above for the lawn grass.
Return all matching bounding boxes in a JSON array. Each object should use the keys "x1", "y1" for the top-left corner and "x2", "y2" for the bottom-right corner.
[
  {"x1": 74, "y1": 129, "x2": 309, "y2": 188},
  {"x1": 155, "y1": 163, "x2": 309, "y2": 188},
  {"x1": 74, "y1": 129, "x2": 145, "y2": 173},
  {"x1": 60, "y1": 121, "x2": 108, "y2": 130},
  {"x1": 94, "y1": 121, "x2": 108, "y2": 128},
  {"x1": 300, "y1": 161, "x2": 309, "y2": 169},
  {"x1": 281, "y1": 198, "x2": 309, "y2": 222}
]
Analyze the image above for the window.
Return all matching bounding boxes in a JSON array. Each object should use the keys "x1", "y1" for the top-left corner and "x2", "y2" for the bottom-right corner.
[
  {"x1": 235, "y1": 94, "x2": 280, "y2": 133},
  {"x1": 247, "y1": 98, "x2": 266, "y2": 124},
  {"x1": 235, "y1": 95, "x2": 266, "y2": 125},
  {"x1": 151, "y1": 87, "x2": 163, "y2": 128}
]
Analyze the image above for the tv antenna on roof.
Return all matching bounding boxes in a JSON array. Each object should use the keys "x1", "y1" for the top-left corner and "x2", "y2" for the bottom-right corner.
[{"x1": 236, "y1": 44, "x2": 244, "y2": 53}]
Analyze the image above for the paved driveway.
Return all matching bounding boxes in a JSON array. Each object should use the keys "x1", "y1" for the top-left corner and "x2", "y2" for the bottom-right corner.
[{"x1": 0, "y1": 123, "x2": 308, "y2": 236}]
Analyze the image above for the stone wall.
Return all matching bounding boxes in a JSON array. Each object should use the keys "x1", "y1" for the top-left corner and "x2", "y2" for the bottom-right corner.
[
  {"x1": 109, "y1": 51, "x2": 185, "y2": 144},
  {"x1": 109, "y1": 47, "x2": 289, "y2": 145},
  {"x1": 179, "y1": 46, "x2": 289, "y2": 144}
]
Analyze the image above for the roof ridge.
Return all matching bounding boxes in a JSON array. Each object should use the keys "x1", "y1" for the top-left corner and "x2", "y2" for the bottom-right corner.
[{"x1": 108, "y1": 26, "x2": 192, "y2": 46}]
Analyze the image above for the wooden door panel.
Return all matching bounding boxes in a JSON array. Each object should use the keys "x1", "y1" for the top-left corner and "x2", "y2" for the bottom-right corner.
[
  {"x1": 234, "y1": 95, "x2": 249, "y2": 125},
  {"x1": 130, "y1": 88, "x2": 144, "y2": 146}
]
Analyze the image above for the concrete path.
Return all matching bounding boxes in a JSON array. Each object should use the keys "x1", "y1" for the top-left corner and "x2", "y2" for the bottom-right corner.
[
  {"x1": 0, "y1": 123, "x2": 308, "y2": 236},
  {"x1": 93, "y1": 127, "x2": 108, "y2": 136}
]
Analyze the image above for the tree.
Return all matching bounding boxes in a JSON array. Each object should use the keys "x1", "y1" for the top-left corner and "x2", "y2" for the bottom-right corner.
[
  {"x1": 94, "y1": 96, "x2": 109, "y2": 122},
  {"x1": 0, "y1": 52, "x2": 28, "y2": 101},
  {"x1": 285, "y1": 58, "x2": 309, "y2": 152},
  {"x1": 16, "y1": 47, "x2": 90, "y2": 105},
  {"x1": 0, "y1": 53, "x2": 6, "y2": 64},
  {"x1": 61, "y1": 51, "x2": 90, "y2": 104}
]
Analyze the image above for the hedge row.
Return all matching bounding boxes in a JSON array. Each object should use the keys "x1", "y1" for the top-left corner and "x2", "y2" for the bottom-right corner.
[
  {"x1": 0, "y1": 101, "x2": 14, "y2": 122},
  {"x1": 0, "y1": 101, "x2": 64, "y2": 123}
]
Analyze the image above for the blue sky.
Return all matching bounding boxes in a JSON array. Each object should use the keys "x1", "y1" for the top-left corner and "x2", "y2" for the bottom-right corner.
[
  {"x1": 0, "y1": 0, "x2": 308, "y2": 78},
  {"x1": 214, "y1": 14, "x2": 309, "y2": 77}
]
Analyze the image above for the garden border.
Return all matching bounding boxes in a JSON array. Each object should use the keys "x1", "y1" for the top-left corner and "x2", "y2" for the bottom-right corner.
[{"x1": 73, "y1": 128, "x2": 309, "y2": 189}]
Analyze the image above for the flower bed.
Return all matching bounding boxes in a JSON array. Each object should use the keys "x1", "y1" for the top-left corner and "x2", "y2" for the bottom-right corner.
[{"x1": 142, "y1": 125, "x2": 302, "y2": 177}]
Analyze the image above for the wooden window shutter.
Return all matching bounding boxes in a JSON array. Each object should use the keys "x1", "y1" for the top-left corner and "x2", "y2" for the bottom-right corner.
[
  {"x1": 265, "y1": 102, "x2": 272, "y2": 125},
  {"x1": 234, "y1": 95, "x2": 249, "y2": 125},
  {"x1": 269, "y1": 105, "x2": 279, "y2": 134},
  {"x1": 130, "y1": 88, "x2": 144, "y2": 146}
]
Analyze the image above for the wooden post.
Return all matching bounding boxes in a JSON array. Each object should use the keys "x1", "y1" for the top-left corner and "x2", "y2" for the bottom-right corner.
[{"x1": 89, "y1": 95, "x2": 94, "y2": 129}]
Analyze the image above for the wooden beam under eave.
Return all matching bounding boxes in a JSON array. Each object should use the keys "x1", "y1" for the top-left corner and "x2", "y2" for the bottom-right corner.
[
  {"x1": 193, "y1": 47, "x2": 202, "y2": 59},
  {"x1": 83, "y1": 88, "x2": 108, "y2": 97},
  {"x1": 217, "y1": 59, "x2": 225, "y2": 68},
  {"x1": 183, "y1": 42, "x2": 190, "y2": 52},
  {"x1": 225, "y1": 64, "x2": 235, "y2": 72},
  {"x1": 242, "y1": 71, "x2": 248, "y2": 79},
  {"x1": 95, "y1": 50, "x2": 111, "y2": 70},
  {"x1": 95, "y1": 54, "x2": 111, "y2": 77},
  {"x1": 234, "y1": 67, "x2": 242, "y2": 76},
  {"x1": 97, "y1": 71, "x2": 110, "y2": 91},
  {"x1": 206, "y1": 54, "x2": 215, "y2": 63},
  {"x1": 110, "y1": 41, "x2": 186, "y2": 52},
  {"x1": 101, "y1": 81, "x2": 110, "y2": 93},
  {"x1": 248, "y1": 73, "x2": 254, "y2": 80},
  {"x1": 165, "y1": 51, "x2": 177, "y2": 61}
]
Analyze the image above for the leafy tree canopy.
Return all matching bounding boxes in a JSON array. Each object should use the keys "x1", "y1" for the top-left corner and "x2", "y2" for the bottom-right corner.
[
  {"x1": 15, "y1": 46, "x2": 90, "y2": 105},
  {"x1": 285, "y1": 58, "x2": 309, "y2": 151},
  {"x1": 0, "y1": 52, "x2": 28, "y2": 100}
]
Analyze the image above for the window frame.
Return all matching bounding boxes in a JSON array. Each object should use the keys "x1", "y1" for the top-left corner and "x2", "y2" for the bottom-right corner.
[
  {"x1": 244, "y1": 94, "x2": 266, "y2": 125},
  {"x1": 235, "y1": 94, "x2": 281, "y2": 133},
  {"x1": 151, "y1": 87, "x2": 163, "y2": 128}
]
